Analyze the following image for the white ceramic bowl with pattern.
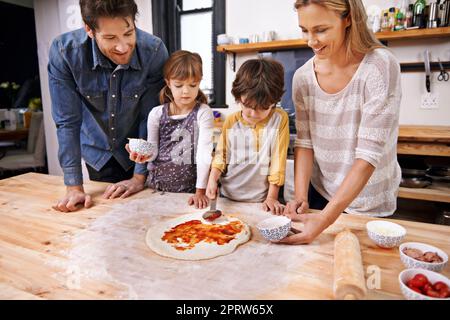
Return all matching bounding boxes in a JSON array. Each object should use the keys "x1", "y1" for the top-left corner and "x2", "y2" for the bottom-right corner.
[
  {"x1": 366, "y1": 220, "x2": 406, "y2": 248},
  {"x1": 398, "y1": 268, "x2": 450, "y2": 300},
  {"x1": 399, "y1": 242, "x2": 448, "y2": 272},
  {"x1": 257, "y1": 216, "x2": 291, "y2": 242},
  {"x1": 128, "y1": 138, "x2": 154, "y2": 157}
]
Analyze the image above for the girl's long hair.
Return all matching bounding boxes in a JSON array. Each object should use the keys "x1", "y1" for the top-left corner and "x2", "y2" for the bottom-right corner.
[{"x1": 159, "y1": 50, "x2": 208, "y2": 105}]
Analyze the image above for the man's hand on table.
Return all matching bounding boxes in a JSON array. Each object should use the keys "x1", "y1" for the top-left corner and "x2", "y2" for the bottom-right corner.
[
  {"x1": 103, "y1": 173, "x2": 146, "y2": 199},
  {"x1": 53, "y1": 185, "x2": 93, "y2": 212}
]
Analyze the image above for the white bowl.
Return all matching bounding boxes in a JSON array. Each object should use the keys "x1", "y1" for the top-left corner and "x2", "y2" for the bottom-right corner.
[
  {"x1": 128, "y1": 138, "x2": 154, "y2": 156},
  {"x1": 366, "y1": 220, "x2": 406, "y2": 248},
  {"x1": 399, "y1": 242, "x2": 448, "y2": 272},
  {"x1": 256, "y1": 216, "x2": 291, "y2": 242},
  {"x1": 398, "y1": 268, "x2": 450, "y2": 300}
]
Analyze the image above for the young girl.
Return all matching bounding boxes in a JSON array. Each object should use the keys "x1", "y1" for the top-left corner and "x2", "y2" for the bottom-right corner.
[{"x1": 127, "y1": 50, "x2": 214, "y2": 209}]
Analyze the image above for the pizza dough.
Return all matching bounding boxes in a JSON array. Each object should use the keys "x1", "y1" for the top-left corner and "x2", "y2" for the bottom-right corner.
[{"x1": 146, "y1": 212, "x2": 251, "y2": 260}]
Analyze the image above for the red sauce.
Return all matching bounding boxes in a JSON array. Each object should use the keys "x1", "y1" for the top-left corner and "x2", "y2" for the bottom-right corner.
[{"x1": 161, "y1": 219, "x2": 244, "y2": 251}]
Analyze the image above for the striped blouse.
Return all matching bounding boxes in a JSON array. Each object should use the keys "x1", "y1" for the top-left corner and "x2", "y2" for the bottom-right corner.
[{"x1": 293, "y1": 48, "x2": 402, "y2": 216}]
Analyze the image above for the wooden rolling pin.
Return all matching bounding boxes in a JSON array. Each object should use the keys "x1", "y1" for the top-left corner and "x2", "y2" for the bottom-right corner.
[{"x1": 333, "y1": 229, "x2": 367, "y2": 300}]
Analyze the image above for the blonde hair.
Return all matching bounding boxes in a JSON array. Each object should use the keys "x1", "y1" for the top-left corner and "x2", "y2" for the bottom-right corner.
[
  {"x1": 294, "y1": 0, "x2": 384, "y2": 59},
  {"x1": 159, "y1": 50, "x2": 208, "y2": 105}
]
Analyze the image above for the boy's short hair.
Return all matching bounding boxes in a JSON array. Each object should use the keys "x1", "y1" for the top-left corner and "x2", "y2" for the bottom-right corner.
[
  {"x1": 80, "y1": 0, "x2": 138, "y2": 31},
  {"x1": 231, "y1": 58, "x2": 285, "y2": 110}
]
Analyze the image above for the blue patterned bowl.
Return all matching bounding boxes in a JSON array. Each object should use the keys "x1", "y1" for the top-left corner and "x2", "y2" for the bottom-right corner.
[
  {"x1": 366, "y1": 220, "x2": 406, "y2": 248},
  {"x1": 128, "y1": 138, "x2": 154, "y2": 157},
  {"x1": 399, "y1": 242, "x2": 448, "y2": 272},
  {"x1": 257, "y1": 216, "x2": 291, "y2": 242},
  {"x1": 399, "y1": 268, "x2": 450, "y2": 300}
]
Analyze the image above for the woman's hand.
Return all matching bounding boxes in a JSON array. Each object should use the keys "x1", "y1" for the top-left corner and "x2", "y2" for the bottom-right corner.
[
  {"x1": 125, "y1": 144, "x2": 151, "y2": 164},
  {"x1": 262, "y1": 198, "x2": 285, "y2": 215},
  {"x1": 188, "y1": 189, "x2": 209, "y2": 209},
  {"x1": 284, "y1": 199, "x2": 309, "y2": 221},
  {"x1": 277, "y1": 213, "x2": 329, "y2": 245}
]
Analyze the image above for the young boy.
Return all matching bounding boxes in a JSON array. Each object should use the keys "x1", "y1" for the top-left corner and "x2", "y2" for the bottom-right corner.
[{"x1": 206, "y1": 58, "x2": 289, "y2": 214}]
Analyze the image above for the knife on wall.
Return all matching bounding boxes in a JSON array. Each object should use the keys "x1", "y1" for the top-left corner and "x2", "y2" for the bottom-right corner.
[{"x1": 424, "y1": 50, "x2": 431, "y2": 93}]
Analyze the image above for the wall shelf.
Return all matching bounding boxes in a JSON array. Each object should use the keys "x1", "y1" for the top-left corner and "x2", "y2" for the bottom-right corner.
[
  {"x1": 217, "y1": 27, "x2": 450, "y2": 54},
  {"x1": 397, "y1": 125, "x2": 450, "y2": 157},
  {"x1": 398, "y1": 186, "x2": 450, "y2": 203}
]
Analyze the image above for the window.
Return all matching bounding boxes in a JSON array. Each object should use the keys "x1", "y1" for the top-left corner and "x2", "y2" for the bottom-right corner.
[
  {"x1": 152, "y1": 0, "x2": 226, "y2": 107},
  {"x1": 179, "y1": 1, "x2": 213, "y2": 94}
]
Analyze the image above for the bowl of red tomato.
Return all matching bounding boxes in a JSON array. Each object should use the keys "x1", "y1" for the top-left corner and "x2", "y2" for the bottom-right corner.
[{"x1": 399, "y1": 269, "x2": 450, "y2": 300}]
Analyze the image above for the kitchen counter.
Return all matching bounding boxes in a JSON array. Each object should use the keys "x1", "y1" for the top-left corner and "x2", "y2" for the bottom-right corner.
[{"x1": 0, "y1": 173, "x2": 449, "y2": 300}]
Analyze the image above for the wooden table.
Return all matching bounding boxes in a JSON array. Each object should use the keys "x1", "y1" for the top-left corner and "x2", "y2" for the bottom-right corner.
[
  {"x1": 0, "y1": 127, "x2": 28, "y2": 142},
  {"x1": 0, "y1": 173, "x2": 449, "y2": 300}
]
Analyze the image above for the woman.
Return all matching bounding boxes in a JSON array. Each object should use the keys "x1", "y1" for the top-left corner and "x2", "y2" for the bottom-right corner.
[{"x1": 280, "y1": 0, "x2": 402, "y2": 244}]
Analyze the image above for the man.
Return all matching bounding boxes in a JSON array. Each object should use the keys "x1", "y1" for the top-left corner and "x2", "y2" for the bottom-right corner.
[{"x1": 48, "y1": 0, "x2": 168, "y2": 212}]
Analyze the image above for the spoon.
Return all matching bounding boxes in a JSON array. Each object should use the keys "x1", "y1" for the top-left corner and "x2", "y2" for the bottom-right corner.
[{"x1": 202, "y1": 187, "x2": 222, "y2": 222}]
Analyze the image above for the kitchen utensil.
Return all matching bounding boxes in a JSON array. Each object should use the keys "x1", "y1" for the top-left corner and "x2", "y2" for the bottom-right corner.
[
  {"x1": 401, "y1": 167, "x2": 428, "y2": 177},
  {"x1": 424, "y1": 50, "x2": 431, "y2": 92},
  {"x1": 202, "y1": 187, "x2": 222, "y2": 221},
  {"x1": 436, "y1": 209, "x2": 450, "y2": 226},
  {"x1": 333, "y1": 229, "x2": 367, "y2": 300},
  {"x1": 400, "y1": 176, "x2": 432, "y2": 188},
  {"x1": 438, "y1": 58, "x2": 449, "y2": 81},
  {"x1": 262, "y1": 31, "x2": 276, "y2": 42},
  {"x1": 428, "y1": 165, "x2": 450, "y2": 176},
  {"x1": 438, "y1": 0, "x2": 450, "y2": 27},
  {"x1": 249, "y1": 34, "x2": 259, "y2": 43},
  {"x1": 427, "y1": 1, "x2": 439, "y2": 28},
  {"x1": 217, "y1": 34, "x2": 231, "y2": 45},
  {"x1": 426, "y1": 166, "x2": 450, "y2": 182},
  {"x1": 426, "y1": 173, "x2": 450, "y2": 182}
]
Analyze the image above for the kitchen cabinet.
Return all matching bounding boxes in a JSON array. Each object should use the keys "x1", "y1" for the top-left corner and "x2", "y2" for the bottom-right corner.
[{"x1": 397, "y1": 125, "x2": 450, "y2": 204}]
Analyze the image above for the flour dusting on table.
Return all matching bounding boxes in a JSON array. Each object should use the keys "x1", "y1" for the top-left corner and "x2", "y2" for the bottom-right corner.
[{"x1": 49, "y1": 194, "x2": 319, "y2": 299}]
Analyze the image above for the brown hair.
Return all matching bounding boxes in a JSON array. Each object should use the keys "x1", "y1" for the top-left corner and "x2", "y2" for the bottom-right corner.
[
  {"x1": 79, "y1": 0, "x2": 138, "y2": 30},
  {"x1": 294, "y1": 0, "x2": 384, "y2": 59},
  {"x1": 159, "y1": 50, "x2": 208, "y2": 105},
  {"x1": 232, "y1": 58, "x2": 285, "y2": 110}
]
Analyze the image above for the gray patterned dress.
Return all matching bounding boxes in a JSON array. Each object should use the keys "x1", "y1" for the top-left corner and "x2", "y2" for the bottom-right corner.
[{"x1": 147, "y1": 103, "x2": 199, "y2": 193}]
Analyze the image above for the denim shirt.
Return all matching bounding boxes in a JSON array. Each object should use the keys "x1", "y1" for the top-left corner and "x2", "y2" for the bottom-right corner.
[{"x1": 48, "y1": 28, "x2": 168, "y2": 186}]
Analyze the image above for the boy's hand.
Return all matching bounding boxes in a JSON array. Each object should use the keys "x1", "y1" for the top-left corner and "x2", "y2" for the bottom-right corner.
[
  {"x1": 125, "y1": 144, "x2": 151, "y2": 164},
  {"x1": 188, "y1": 188, "x2": 209, "y2": 209},
  {"x1": 283, "y1": 199, "x2": 309, "y2": 221},
  {"x1": 206, "y1": 179, "x2": 218, "y2": 200},
  {"x1": 262, "y1": 197, "x2": 285, "y2": 215}
]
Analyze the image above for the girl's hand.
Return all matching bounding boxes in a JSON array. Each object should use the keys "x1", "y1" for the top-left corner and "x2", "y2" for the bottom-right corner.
[
  {"x1": 206, "y1": 179, "x2": 218, "y2": 200},
  {"x1": 262, "y1": 198, "x2": 285, "y2": 215},
  {"x1": 125, "y1": 144, "x2": 151, "y2": 164},
  {"x1": 277, "y1": 213, "x2": 329, "y2": 245},
  {"x1": 283, "y1": 199, "x2": 309, "y2": 221},
  {"x1": 188, "y1": 189, "x2": 209, "y2": 209}
]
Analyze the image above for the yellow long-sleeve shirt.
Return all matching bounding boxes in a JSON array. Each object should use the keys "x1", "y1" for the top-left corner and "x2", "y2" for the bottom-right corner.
[{"x1": 212, "y1": 107, "x2": 290, "y2": 202}]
